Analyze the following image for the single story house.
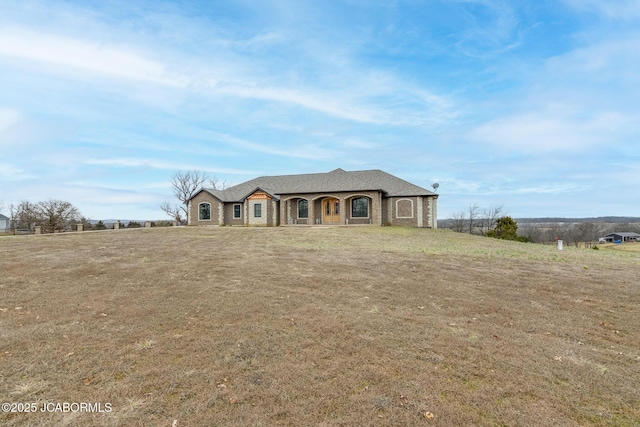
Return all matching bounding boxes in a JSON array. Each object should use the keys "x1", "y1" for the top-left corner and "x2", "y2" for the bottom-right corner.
[
  {"x1": 599, "y1": 232, "x2": 640, "y2": 243},
  {"x1": 0, "y1": 213, "x2": 10, "y2": 233},
  {"x1": 188, "y1": 168, "x2": 438, "y2": 228}
]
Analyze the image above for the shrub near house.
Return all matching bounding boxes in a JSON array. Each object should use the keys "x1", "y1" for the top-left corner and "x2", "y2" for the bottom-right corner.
[{"x1": 487, "y1": 216, "x2": 530, "y2": 242}]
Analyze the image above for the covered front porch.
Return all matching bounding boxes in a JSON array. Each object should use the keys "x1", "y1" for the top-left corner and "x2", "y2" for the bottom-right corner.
[{"x1": 280, "y1": 192, "x2": 382, "y2": 226}]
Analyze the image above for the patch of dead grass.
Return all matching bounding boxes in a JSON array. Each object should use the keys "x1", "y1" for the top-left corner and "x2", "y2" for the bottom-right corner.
[{"x1": 1, "y1": 226, "x2": 639, "y2": 426}]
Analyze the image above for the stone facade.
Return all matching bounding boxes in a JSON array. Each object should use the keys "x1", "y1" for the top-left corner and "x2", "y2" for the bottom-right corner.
[
  {"x1": 189, "y1": 191, "x2": 437, "y2": 228},
  {"x1": 187, "y1": 169, "x2": 438, "y2": 228}
]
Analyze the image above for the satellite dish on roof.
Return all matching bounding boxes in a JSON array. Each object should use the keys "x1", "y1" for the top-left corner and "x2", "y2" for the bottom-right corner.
[{"x1": 432, "y1": 183, "x2": 439, "y2": 192}]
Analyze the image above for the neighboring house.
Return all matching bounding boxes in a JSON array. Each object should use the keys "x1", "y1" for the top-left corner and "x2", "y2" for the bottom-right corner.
[
  {"x1": 599, "y1": 232, "x2": 640, "y2": 243},
  {"x1": 188, "y1": 168, "x2": 438, "y2": 228},
  {"x1": 0, "y1": 214, "x2": 10, "y2": 233}
]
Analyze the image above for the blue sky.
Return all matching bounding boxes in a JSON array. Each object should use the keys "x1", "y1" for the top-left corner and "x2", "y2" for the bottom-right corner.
[{"x1": 1, "y1": 0, "x2": 638, "y2": 220}]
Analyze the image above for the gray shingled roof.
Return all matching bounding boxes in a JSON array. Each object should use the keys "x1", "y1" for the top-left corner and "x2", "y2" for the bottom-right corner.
[{"x1": 199, "y1": 168, "x2": 436, "y2": 202}]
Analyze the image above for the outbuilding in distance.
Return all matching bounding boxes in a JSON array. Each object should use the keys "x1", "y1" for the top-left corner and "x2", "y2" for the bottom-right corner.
[
  {"x1": 599, "y1": 232, "x2": 640, "y2": 244},
  {"x1": 0, "y1": 213, "x2": 10, "y2": 233}
]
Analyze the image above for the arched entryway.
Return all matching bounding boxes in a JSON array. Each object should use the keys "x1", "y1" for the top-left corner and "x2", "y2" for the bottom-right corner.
[{"x1": 322, "y1": 197, "x2": 340, "y2": 224}]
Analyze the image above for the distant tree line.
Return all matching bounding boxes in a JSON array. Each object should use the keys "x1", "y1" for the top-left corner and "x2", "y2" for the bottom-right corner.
[
  {"x1": 2, "y1": 199, "x2": 182, "y2": 234},
  {"x1": 518, "y1": 221, "x2": 640, "y2": 247},
  {"x1": 442, "y1": 202, "x2": 640, "y2": 246}
]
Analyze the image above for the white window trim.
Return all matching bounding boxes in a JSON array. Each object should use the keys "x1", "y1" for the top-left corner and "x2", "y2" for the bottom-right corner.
[
  {"x1": 395, "y1": 198, "x2": 414, "y2": 219},
  {"x1": 198, "y1": 202, "x2": 212, "y2": 221}
]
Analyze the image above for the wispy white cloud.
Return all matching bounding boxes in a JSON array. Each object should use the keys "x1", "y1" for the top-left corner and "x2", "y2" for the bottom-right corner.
[
  {"x1": 0, "y1": 108, "x2": 21, "y2": 138},
  {"x1": 447, "y1": 0, "x2": 522, "y2": 57},
  {"x1": 0, "y1": 163, "x2": 36, "y2": 180},
  {"x1": 512, "y1": 184, "x2": 588, "y2": 195},
  {"x1": 561, "y1": 0, "x2": 640, "y2": 19},
  {"x1": 84, "y1": 158, "x2": 256, "y2": 175},
  {"x1": 469, "y1": 110, "x2": 608, "y2": 153},
  {"x1": 546, "y1": 37, "x2": 640, "y2": 85},
  {"x1": 0, "y1": 27, "x2": 187, "y2": 86},
  {"x1": 342, "y1": 138, "x2": 379, "y2": 149},
  {"x1": 200, "y1": 130, "x2": 340, "y2": 160}
]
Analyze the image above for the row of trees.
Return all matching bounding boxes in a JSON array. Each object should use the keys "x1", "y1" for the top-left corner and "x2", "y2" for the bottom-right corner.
[
  {"x1": 518, "y1": 221, "x2": 640, "y2": 247},
  {"x1": 160, "y1": 170, "x2": 228, "y2": 224},
  {"x1": 443, "y1": 202, "x2": 639, "y2": 246},
  {"x1": 5, "y1": 200, "x2": 85, "y2": 233}
]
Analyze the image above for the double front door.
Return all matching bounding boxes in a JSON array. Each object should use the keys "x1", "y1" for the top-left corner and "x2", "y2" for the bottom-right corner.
[{"x1": 322, "y1": 198, "x2": 340, "y2": 224}]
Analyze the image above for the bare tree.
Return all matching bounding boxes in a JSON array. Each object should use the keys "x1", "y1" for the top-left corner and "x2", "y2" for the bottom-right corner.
[
  {"x1": 467, "y1": 203, "x2": 480, "y2": 234},
  {"x1": 160, "y1": 201, "x2": 184, "y2": 224},
  {"x1": 480, "y1": 204, "x2": 505, "y2": 235},
  {"x1": 161, "y1": 170, "x2": 209, "y2": 224},
  {"x1": 519, "y1": 223, "x2": 544, "y2": 243},
  {"x1": 569, "y1": 222, "x2": 605, "y2": 247},
  {"x1": 447, "y1": 210, "x2": 465, "y2": 233},
  {"x1": 209, "y1": 176, "x2": 229, "y2": 190},
  {"x1": 36, "y1": 200, "x2": 81, "y2": 232},
  {"x1": 10, "y1": 200, "x2": 81, "y2": 232},
  {"x1": 10, "y1": 201, "x2": 39, "y2": 231}
]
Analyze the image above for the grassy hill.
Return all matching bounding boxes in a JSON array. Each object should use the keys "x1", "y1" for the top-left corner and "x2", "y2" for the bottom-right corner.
[{"x1": 1, "y1": 227, "x2": 638, "y2": 426}]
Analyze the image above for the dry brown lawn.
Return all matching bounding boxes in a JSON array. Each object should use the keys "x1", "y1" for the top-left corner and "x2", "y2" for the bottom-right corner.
[
  {"x1": 1, "y1": 226, "x2": 639, "y2": 426},
  {"x1": 600, "y1": 242, "x2": 640, "y2": 254}
]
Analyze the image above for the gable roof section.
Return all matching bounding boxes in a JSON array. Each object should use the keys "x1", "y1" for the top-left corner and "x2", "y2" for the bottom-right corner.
[
  {"x1": 193, "y1": 168, "x2": 436, "y2": 203},
  {"x1": 0, "y1": 213, "x2": 9, "y2": 220}
]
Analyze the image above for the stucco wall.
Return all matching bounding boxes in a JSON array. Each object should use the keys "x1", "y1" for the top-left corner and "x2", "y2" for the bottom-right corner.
[{"x1": 224, "y1": 203, "x2": 245, "y2": 226}]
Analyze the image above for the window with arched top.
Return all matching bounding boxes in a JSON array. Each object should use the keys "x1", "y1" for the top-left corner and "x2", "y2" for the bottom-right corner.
[
  {"x1": 199, "y1": 203, "x2": 211, "y2": 221},
  {"x1": 298, "y1": 199, "x2": 308, "y2": 218},
  {"x1": 351, "y1": 197, "x2": 369, "y2": 218}
]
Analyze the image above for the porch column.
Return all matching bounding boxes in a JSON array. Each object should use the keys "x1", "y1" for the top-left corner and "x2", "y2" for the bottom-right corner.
[
  {"x1": 375, "y1": 193, "x2": 382, "y2": 225},
  {"x1": 280, "y1": 200, "x2": 285, "y2": 225},
  {"x1": 340, "y1": 197, "x2": 346, "y2": 225},
  {"x1": 309, "y1": 199, "x2": 315, "y2": 225}
]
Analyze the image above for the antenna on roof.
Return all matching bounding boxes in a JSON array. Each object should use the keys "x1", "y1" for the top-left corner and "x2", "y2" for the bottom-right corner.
[{"x1": 432, "y1": 183, "x2": 439, "y2": 192}]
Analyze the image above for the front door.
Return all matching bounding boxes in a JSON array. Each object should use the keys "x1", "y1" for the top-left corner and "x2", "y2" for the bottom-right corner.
[{"x1": 322, "y1": 198, "x2": 340, "y2": 224}]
